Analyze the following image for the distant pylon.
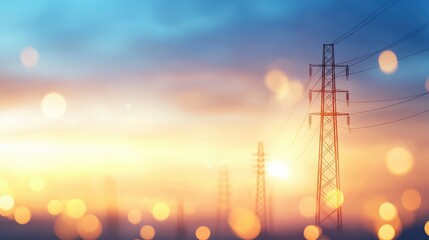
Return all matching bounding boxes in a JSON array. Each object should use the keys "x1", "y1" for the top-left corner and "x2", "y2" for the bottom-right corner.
[
  {"x1": 255, "y1": 142, "x2": 268, "y2": 236},
  {"x1": 177, "y1": 199, "x2": 186, "y2": 240},
  {"x1": 104, "y1": 176, "x2": 120, "y2": 240},
  {"x1": 215, "y1": 166, "x2": 230, "y2": 238},
  {"x1": 309, "y1": 44, "x2": 350, "y2": 230}
]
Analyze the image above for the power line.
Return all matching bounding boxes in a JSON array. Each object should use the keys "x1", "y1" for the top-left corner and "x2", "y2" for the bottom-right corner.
[
  {"x1": 332, "y1": 0, "x2": 399, "y2": 45},
  {"x1": 338, "y1": 91, "x2": 429, "y2": 103},
  {"x1": 338, "y1": 46, "x2": 429, "y2": 77},
  {"x1": 345, "y1": 107, "x2": 429, "y2": 130},
  {"x1": 338, "y1": 21, "x2": 429, "y2": 65},
  {"x1": 349, "y1": 92, "x2": 429, "y2": 115},
  {"x1": 266, "y1": 69, "x2": 321, "y2": 145}
]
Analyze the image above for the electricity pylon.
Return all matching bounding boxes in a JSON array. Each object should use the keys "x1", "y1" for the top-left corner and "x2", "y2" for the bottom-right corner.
[
  {"x1": 177, "y1": 199, "x2": 186, "y2": 240},
  {"x1": 255, "y1": 141, "x2": 268, "y2": 236},
  {"x1": 309, "y1": 44, "x2": 350, "y2": 230},
  {"x1": 215, "y1": 166, "x2": 230, "y2": 238}
]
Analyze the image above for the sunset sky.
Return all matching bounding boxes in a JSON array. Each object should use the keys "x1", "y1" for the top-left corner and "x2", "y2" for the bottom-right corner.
[{"x1": 0, "y1": 1, "x2": 428, "y2": 239}]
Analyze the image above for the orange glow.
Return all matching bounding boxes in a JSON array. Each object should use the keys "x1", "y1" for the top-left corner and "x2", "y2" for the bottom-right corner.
[
  {"x1": 54, "y1": 215, "x2": 78, "y2": 240},
  {"x1": 20, "y1": 46, "x2": 39, "y2": 68},
  {"x1": 265, "y1": 69, "x2": 289, "y2": 99},
  {"x1": 14, "y1": 206, "x2": 31, "y2": 225},
  {"x1": 76, "y1": 214, "x2": 102, "y2": 240},
  {"x1": 140, "y1": 225, "x2": 156, "y2": 240},
  {"x1": 41, "y1": 93, "x2": 67, "y2": 120},
  {"x1": 378, "y1": 224, "x2": 395, "y2": 240},
  {"x1": 378, "y1": 50, "x2": 398, "y2": 74},
  {"x1": 267, "y1": 161, "x2": 289, "y2": 179},
  {"x1": 299, "y1": 197, "x2": 316, "y2": 218},
  {"x1": 0, "y1": 194, "x2": 15, "y2": 212},
  {"x1": 303, "y1": 225, "x2": 321, "y2": 240},
  {"x1": 47, "y1": 200, "x2": 63, "y2": 216},
  {"x1": 401, "y1": 189, "x2": 421, "y2": 211},
  {"x1": 65, "y1": 199, "x2": 86, "y2": 219},
  {"x1": 195, "y1": 226, "x2": 211, "y2": 240},
  {"x1": 379, "y1": 202, "x2": 397, "y2": 221},
  {"x1": 29, "y1": 177, "x2": 46, "y2": 192},
  {"x1": 425, "y1": 221, "x2": 429, "y2": 236},
  {"x1": 385, "y1": 147, "x2": 413, "y2": 175},
  {"x1": 127, "y1": 209, "x2": 142, "y2": 225},
  {"x1": 324, "y1": 188, "x2": 344, "y2": 209},
  {"x1": 152, "y1": 202, "x2": 170, "y2": 221},
  {"x1": 228, "y1": 207, "x2": 261, "y2": 240}
]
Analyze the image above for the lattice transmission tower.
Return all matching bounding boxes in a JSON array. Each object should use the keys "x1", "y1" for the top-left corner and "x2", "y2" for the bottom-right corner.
[
  {"x1": 255, "y1": 141, "x2": 268, "y2": 236},
  {"x1": 215, "y1": 166, "x2": 230, "y2": 238},
  {"x1": 309, "y1": 44, "x2": 350, "y2": 230}
]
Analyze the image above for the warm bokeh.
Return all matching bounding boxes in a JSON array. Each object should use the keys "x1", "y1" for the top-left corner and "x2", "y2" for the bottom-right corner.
[{"x1": 0, "y1": 1, "x2": 427, "y2": 239}]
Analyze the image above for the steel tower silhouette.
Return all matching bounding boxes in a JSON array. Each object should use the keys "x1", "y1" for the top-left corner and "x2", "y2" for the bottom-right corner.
[
  {"x1": 215, "y1": 166, "x2": 230, "y2": 238},
  {"x1": 309, "y1": 44, "x2": 349, "y2": 230},
  {"x1": 255, "y1": 141, "x2": 268, "y2": 236}
]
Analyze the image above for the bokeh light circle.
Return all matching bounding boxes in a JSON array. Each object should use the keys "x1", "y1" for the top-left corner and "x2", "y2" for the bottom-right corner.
[
  {"x1": 152, "y1": 202, "x2": 170, "y2": 221},
  {"x1": 378, "y1": 50, "x2": 398, "y2": 74},
  {"x1": 65, "y1": 199, "x2": 86, "y2": 219},
  {"x1": 303, "y1": 225, "x2": 321, "y2": 240},
  {"x1": 41, "y1": 92, "x2": 67, "y2": 120},
  {"x1": 425, "y1": 221, "x2": 429, "y2": 236},
  {"x1": 324, "y1": 188, "x2": 344, "y2": 209},
  {"x1": 77, "y1": 214, "x2": 102, "y2": 240},
  {"x1": 378, "y1": 224, "x2": 395, "y2": 240},
  {"x1": 140, "y1": 225, "x2": 155, "y2": 240},
  {"x1": 385, "y1": 147, "x2": 413, "y2": 175},
  {"x1": 228, "y1": 207, "x2": 261, "y2": 239},
  {"x1": 379, "y1": 202, "x2": 398, "y2": 221},
  {"x1": 14, "y1": 206, "x2": 31, "y2": 224},
  {"x1": 401, "y1": 189, "x2": 421, "y2": 211},
  {"x1": 0, "y1": 194, "x2": 15, "y2": 211},
  {"x1": 20, "y1": 47, "x2": 39, "y2": 68},
  {"x1": 195, "y1": 226, "x2": 211, "y2": 240},
  {"x1": 47, "y1": 200, "x2": 63, "y2": 216},
  {"x1": 127, "y1": 209, "x2": 142, "y2": 225}
]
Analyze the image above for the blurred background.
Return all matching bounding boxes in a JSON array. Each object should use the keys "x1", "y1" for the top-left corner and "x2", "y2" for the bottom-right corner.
[{"x1": 0, "y1": 0, "x2": 428, "y2": 239}]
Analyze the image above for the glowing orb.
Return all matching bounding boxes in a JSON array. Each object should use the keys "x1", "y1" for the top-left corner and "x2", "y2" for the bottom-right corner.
[
  {"x1": 379, "y1": 202, "x2": 398, "y2": 221},
  {"x1": 77, "y1": 214, "x2": 102, "y2": 240},
  {"x1": 0, "y1": 194, "x2": 14, "y2": 211},
  {"x1": 303, "y1": 225, "x2": 321, "y2": 240},
  {"x1": 41, "y1": 93, "x2": 67, "y2": 119},
  {"x1": 385, "y1": 147, "x2": 413, "y2": 175},
  {"x1": 47, "y1": 200, "x2": 63, "y2": 216},
  {"x1": 324, "y1": 188, "x2": 344, "y2": 209},
  {"x1": 195, "y1": 226, "x2": 211, "y2": 240},
  {"x1": 401, "y1": 189, "x2": 421, "y2": 211},
  {"x1": 127, "y1": 209, "x2": 142, "y2": 225},
  {"x1": 378, "y1": 224, "x2": 395, "y2": 240},
  {"x1": 14, "y1": 206, "x2": 31, "y2": 225},
  {"x1": 228, "y1": 207, "x2": 261, "y2": 239},
  {"x1": 20, "y1": 47, "x2": 39, "y2": 68},
  {"x1": 425, "y1": 221, "x2": 429, "y2": 236},
  {"x1": 152, "y1": 202, "x2": 170, "y2": 221},
  {"x1": 140, "y1": 225, "x2": 155, "y2": 240},
  {"x1": 65, "y1": 199, "x2": 86, "y2": 219},
  {"x1": 267, "y1": 161, "x2": 289, "y2": 179},
  {"x1": 378, "y1": 50, "x2": 398, "y2": 74},
  {"x1": 29, "y1": 177, "x2": 45, "y2": 192}
]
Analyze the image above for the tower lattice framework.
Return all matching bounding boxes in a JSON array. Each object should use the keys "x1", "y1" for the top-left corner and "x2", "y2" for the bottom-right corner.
[{"x1": 309, "y1": 44, "x2": 350, "y2": 230}]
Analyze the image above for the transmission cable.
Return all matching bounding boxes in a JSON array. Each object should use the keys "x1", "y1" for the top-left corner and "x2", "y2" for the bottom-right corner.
[
  {"x1": 338, "y1": 21, "x2": 429, "y2": 65},
  {"x1": 348, "y1": 92, "x2": 429, "y2": 115},
  {"x1": 332, "y1": 0, "x2": 399, "y2": 45},
  {"x1": 344, "y1": 107, "x2": 429, "y2": 130},
  {"x1": 338, "y1": 91, "x2": 429, "y2": 103},
  {"x1": 266, "y1": 69, "x2": 321, "y2": 145}
]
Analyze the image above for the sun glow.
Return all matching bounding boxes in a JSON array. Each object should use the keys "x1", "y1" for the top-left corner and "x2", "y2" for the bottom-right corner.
[{"x1": 267, "y1": 161, "x2": 289, "y2": 179}]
